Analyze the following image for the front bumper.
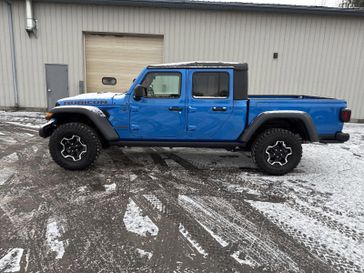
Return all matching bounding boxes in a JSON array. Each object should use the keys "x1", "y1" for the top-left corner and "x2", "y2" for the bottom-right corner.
[
  {"x1": 319, "y1": 132, "x2": 350, "y2": 143},
  {"x1": 39, "y1": 119, "x2": 56, "y2": 138}
]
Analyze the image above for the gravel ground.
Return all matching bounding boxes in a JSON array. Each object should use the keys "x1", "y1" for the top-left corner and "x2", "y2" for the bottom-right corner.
[{"x1": 0, "y1": 111, "x2": 363, "y2": 273}]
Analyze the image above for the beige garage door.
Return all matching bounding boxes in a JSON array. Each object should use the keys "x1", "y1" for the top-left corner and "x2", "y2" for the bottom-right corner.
[{"x1": 85, "y1": 34, "x2": 163, "y2": 93}]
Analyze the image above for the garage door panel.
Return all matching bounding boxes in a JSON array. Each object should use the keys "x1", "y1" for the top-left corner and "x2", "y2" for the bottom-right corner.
[{"x1": 85, "y1": 34, "x2": 163, "y2": 92}]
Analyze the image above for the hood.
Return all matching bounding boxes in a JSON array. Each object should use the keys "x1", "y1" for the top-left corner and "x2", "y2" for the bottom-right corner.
[{"x1": 57, "y1": 92, "x2": 120, "y2": 106}]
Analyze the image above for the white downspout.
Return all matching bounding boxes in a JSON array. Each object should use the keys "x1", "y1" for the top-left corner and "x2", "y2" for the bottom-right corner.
[{"x1": 25, "y1": 0, "x2": 36, "y2": 34}]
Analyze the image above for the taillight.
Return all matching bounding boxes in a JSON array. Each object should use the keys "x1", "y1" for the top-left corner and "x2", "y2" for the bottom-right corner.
[{"x1": 340, "y1": 108, "x2": 351, "y2": 122}]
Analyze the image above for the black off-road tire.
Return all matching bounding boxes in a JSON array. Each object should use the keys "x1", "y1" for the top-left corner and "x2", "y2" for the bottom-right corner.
[
  {"x1": 251, "y1": 128, "x2": 302, "y2": 175},
  {"x1": 49, "y1": 122, "x2": 101, "y2": 170}
]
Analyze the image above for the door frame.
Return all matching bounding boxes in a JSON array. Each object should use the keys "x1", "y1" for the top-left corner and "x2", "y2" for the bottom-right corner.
[
  {"x1": 129, "y1": 69, "x2": 187, "y2": 140},
  {"x1": 186, "y1": 68, "x2": 235, "y2": 140},
  {"x1": 45, "y1": 63, "x2": 69, "y2": 110}
]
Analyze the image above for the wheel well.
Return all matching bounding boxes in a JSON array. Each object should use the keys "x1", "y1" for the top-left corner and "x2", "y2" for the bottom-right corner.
[
  {"x1": 52, "y1": 113, "x2": 109, "y2": 148},
  {"x1": 246, "y1": 118, "x2": 310, "y2": 148}
]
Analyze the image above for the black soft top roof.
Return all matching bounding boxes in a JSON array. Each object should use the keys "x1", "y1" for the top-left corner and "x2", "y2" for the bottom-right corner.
[{"x1": 148, "y1": 62, "x2": 248, "y2": 71}]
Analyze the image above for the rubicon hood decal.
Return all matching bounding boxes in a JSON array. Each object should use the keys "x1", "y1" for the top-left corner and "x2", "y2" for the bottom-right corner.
[
  {"x1": 58, "y1": 92, "x2": 122, "y2": 106},
  {"x1": 63, "y1": 100, "x2": 108, "y2": 105}
]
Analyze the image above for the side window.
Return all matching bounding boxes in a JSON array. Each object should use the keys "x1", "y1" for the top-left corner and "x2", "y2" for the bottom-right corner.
[
  {"x1": 192, "y1": 72, "x2": 229, "y2": 98},
  {"x1": 141, "y1": 73, "x2": 181, "y2": 98}
]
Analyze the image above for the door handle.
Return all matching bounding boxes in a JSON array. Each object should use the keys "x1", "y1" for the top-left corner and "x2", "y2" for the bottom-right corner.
[
  {"x1": 47, "y1": 89, "x2": 52, "y2": 92},
  {"x1": 212, "y1": 106, "x2": 227, "y2": 112},
  {"x1": 188, "y1": 106, "x2": 197, "y2": 112},
  {"x1": 169, "y1": 106, "x2": 183, "y2": 112}
]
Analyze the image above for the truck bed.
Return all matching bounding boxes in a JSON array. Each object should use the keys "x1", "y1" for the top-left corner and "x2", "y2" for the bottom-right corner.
[
  {"x1": 249, "y1": 94, "x2": 335, "y2": 100},
  {"x1": 247, "y1": 95, "x2": 347, "y2": 136}
]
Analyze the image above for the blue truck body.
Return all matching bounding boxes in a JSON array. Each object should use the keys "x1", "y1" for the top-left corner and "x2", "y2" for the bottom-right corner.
[
  {"x1": 57, "y1": 66, "x2": 346, "y2": 141},
  {"x1": 40, "y1": 62, "x2": 350, "y2": 174}
]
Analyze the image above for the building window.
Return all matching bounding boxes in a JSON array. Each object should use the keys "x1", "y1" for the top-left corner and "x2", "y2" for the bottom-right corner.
[
  {"x1": 142, "y1": 73, "x2": 181, "y2": 98},
  {"x1": 192, "y1": 72, "x2": 229, "y2": 98}
]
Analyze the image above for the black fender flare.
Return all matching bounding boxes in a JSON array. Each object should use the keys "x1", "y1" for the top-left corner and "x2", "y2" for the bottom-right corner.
[
  {"x1": 240, "y1": 110, "x2": 319, "y2": 143},
  {"x1": 49, "y1": 106, "x2": 119, "y2": 141}
]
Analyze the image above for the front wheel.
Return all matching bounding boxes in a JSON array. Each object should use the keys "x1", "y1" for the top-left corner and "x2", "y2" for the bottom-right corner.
[
  {"x1": 49, "y1": 122, "x2": 101, "y2": 170},
  {"x1": 251, "y1": 128, "x2": 302, "y2": 175}
]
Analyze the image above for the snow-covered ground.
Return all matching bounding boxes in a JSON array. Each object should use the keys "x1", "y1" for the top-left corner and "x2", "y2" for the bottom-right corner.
[
  {"x1": 0, "y1": 111, "x2": 45, "y2": 129},
  {"x1": 0, "y1": 110, "x2": 363, "y2": 273},
  {"x1": 244, "y1": 123, "x2": 364, "y2": 271}
]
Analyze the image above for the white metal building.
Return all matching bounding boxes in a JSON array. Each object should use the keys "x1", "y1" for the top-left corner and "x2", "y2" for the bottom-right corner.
[{"x1": 1, "y1": 0, "x2": 364, "y2": 119}]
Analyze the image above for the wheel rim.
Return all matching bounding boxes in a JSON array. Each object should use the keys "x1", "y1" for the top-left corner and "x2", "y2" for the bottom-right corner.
[
  {"x1": 265, "y1": 140, "x2": 293, "y2": 166},
  {"x1": 60, "y1": 135, "x2": 87, "y2": 162}
]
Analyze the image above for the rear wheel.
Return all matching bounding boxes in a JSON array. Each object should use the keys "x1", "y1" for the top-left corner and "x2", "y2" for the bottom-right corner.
[
  {"x1": 251, "y1": 128, "x2": 302, "y2": 175},
  {"x1": 49, "y1": 122, "x2": 101, "y2": 170}
]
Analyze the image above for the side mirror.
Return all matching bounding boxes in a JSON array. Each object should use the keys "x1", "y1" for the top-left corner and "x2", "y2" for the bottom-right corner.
[{"x1": 133, "y1": 85, "x2": 146, "y2": 101}]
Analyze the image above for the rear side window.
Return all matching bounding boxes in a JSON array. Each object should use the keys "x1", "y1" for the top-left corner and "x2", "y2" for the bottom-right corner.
[
  {"x1": 141, "y1": 72, "x2": 181, "y2": 98},
  {"x1": 192, "y1": 72, "x2": 229, "y2": 98}
]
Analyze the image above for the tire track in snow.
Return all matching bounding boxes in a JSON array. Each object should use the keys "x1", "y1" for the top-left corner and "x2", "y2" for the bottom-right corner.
[
  {"x1": 289, "y1": 201, "x2": 364, "y2": 242},
  {"x1": 141, "y1": 190, "x2": 248, "y2": 272},
  {"x1": 145, "y1": 148, "x2": 168, "y2": 168},
  {"x1": 249, "y1": 201, "x2": 364, "y2": 273},
  {"x1": 153, "y1": 148, "x2": 199, "y2": 171},
  {"x1": 152, "y1": 191, "x2": 255, "y2": 273},
  {"x1": 178, "y1": 195, "x2": 302, "y2": 272}
]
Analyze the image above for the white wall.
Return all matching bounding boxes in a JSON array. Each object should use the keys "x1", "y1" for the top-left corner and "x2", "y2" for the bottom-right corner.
[{"x1": 1, "y1": 1, "x2": 364, "y2": 118}]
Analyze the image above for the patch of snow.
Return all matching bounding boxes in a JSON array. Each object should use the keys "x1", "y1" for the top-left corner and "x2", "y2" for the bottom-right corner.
[
  {"x1": 0, "y1": 248, "x2": 24, "y2": 272},
  {"x1": 60, "y1": 92, "x2": 117, "y2": 100},
  {"x1": 231, "y1": 251, "x2": 257, "y2": 267},
  {"x1": 104, "y1": 183, "x2": 116, "y2": 192},
  {"x1": 249, "y1": 201, "x2": 364, "y2": 270},
  {"x1": 178, "y1": 195, "x2": 214, "y2": 218},
  {"x1": 196, "y1": 220, "x2": 229, "y2": 247},
  {"x1": 46, "y1": 219, "x2": 66, "y2": 259},
  {"x1": 0, "y1": 111, "x2": 43, "y2": 118},
  {"x1": 24, "y1": 249, "x2": 30, "y2": 272},
  {"x1": 0, "y1": 153, "x2": 18, "y2": 164},
  {"x1": 0, "y1": 168, "x2": 14, "y2": 186},
  {"x1": 31, "y1": 145, "x2": 38, "y2": 153},
  {"x1": 77, "y1": 186, "x2": 88, "y2": 193},
  {"x1": 179, "y1": 224, "x2": 208, "y2": 258},
  {"x1": 123, "y1": 198, "x2": 159, "y2": 237},
  {"x1": 0, "y1": 132, "x2": 5, "y2": 135},
  {"x1": 143, "y1": 194, "x2": 164, "y2": 213},
  {"x1": 5, "y1": 122, "x2": 39, "y2": 129},
  {"x1": 224, "y1": 184, "x2": 261, "y2": 195},
  {"x1": 136, "y1": 248, "x2": 153, "y2": 260},
  {"x1": 129, "y1": 174, "x2": 138, "y2": 181},
  {"x1": 149, "y1": 175, "x2": 158, "y2": 181}
]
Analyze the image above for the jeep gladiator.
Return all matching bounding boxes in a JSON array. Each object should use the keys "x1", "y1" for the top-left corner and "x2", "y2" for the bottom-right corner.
[{"x1": 39, "y1": 62, "x2": 351, "y2": 175}]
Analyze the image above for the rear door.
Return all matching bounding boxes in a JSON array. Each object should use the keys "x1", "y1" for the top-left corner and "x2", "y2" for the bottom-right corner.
[
  {"x1": 186, "y1": 69, "x2": 235, "y2": 140},
  {"x1": 129, "y1": 70, "x2": 186, "y2": 139}
]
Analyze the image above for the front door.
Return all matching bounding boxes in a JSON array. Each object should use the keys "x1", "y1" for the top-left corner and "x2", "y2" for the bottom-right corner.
[
  {"x1": 130, "y1": 70, "x2": 186, "y2": 139},
  {"x1": 45, "y1": 64, "x2": 69, "y2": 110},
  {"x1": 187, "y1": 69, "x2": 234, "y2": 140}
]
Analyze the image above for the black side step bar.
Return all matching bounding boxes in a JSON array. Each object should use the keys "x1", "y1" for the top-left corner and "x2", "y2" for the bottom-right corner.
[{"x1": 110, "y1": 140, "x2": 247, "y2": 149}]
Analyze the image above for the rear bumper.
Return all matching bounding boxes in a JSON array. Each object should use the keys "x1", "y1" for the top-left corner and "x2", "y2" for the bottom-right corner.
[
  {"x1": 39, "y1": 119, "x2": 56, "y2": 138},
  {"x1": 319, "y1": 132, "x2": 350, "y2": 143}
]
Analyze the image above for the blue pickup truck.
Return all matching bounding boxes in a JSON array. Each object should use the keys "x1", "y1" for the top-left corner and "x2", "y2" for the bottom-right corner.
[{"x1": 39, "y1": 62, "x2": 351, "y2": 175}]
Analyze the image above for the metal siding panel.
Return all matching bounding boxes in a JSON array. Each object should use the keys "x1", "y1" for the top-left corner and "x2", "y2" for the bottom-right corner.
[
  {"x1": 1, "y1": 2, "x2": 363, "y2": 117},
  {"x1": 0, "y1": 1, "x2": 14, "y2": 107}
]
